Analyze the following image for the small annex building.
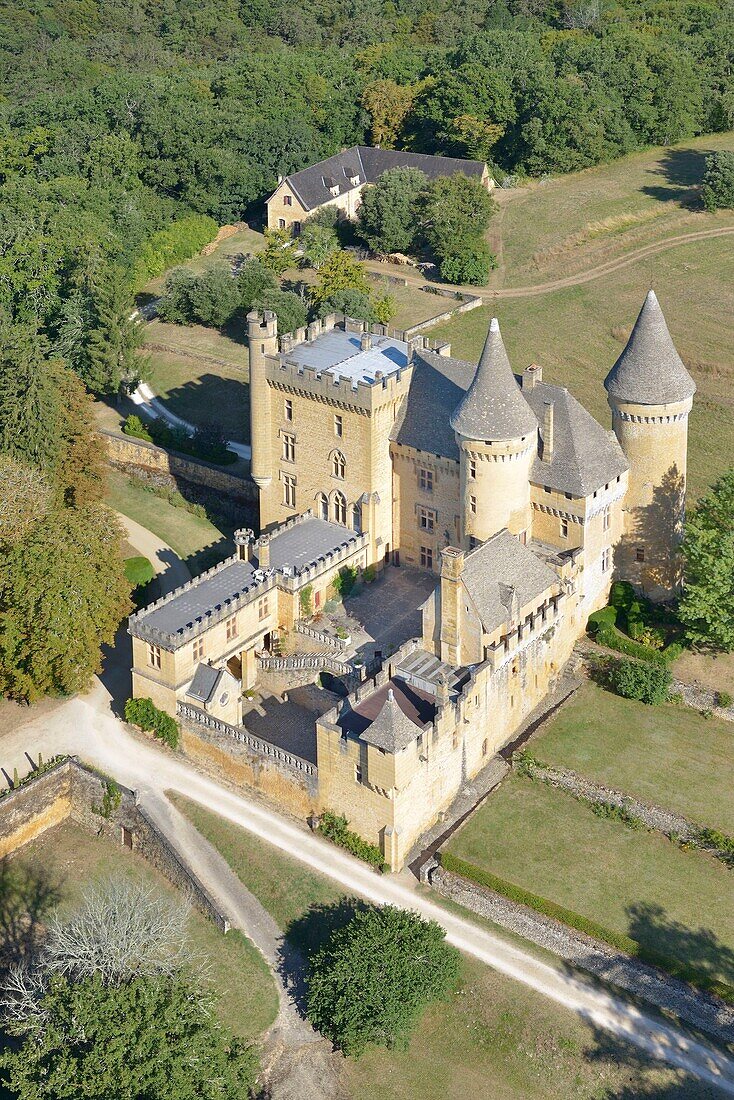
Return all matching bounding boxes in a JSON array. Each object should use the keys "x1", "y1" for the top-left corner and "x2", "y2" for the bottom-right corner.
[{"x1": 266, "y1": 145, "x2": 494, "y2": 233}]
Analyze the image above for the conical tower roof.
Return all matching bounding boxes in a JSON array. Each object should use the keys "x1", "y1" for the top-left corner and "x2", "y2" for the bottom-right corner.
[
  {"x1": 450, "y1": 318, "x2": 538, "y2": 440},
  {"x1": 605, "y1": 290, "x2": 696, "y2": 406},
  {"x1": 360, "y1": 688, "x2": 421, "y2": 754}
]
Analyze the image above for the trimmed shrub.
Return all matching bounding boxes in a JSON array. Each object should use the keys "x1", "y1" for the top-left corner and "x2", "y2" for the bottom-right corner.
[
  {"x1": 125, "y1": 697, "x2": 179, "y2": 748},
  {"x1": 439, "y1": 852, "x2": 734, "y2": 1004},
  {"x1": 586, "y1": 605, "x2": 617, "y2": 633},
  {"x1": 122, "y1": 414, "x2": 153, "y2": 443},
  {"x1": 318, "y1": 811, "x2": 386, "y2": 871},
  {"x1": 122, "y1": 414, "x2": 236, "y2": 466},
  {"x1": 604, "y1": 657, "x2": 672, "y2": 705},
  {"x1": 332, "y1": 565, "x2": 358, "y2": 599}
]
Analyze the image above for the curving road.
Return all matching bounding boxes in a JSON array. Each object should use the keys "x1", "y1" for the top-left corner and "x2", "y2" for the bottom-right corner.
[
  {"x1": 366, "y1": 225, "x2": 734, "y2": 302},
  {"x1": 3, "y1": 683, "x2": 734, "y2": 1095}
]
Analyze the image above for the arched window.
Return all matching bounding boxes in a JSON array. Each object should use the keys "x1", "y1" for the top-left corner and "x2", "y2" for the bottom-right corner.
[
  {"x1": 332, "y1": 450, "x2": 346, "y2": 480},
  {"x1": 351, "y1": 503, "x2": 362, "y2": 534},
  {"x1": 316, "y1": 493, "x2": 328, "y2": 522},
  {"x1": 333, "y1": 491, "x2": 347, "y2": 525}
]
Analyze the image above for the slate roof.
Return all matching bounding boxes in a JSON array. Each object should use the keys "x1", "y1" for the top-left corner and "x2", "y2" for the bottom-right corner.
[
  {"x1": 525, "y1": 383, "x2": 628, "y2": 497},
  {"x1": 280, "y1": 329, "x2": 407, "y2": 386},
  {"x1": 450, "y1": 318, "x2": 538, "y2": 441},
  {"x1": 130, "y1": 516, "x2": 362, "y2": 647},
  {"x1": 186, "y1": 663, "x2": 222, "y2": 705},
  {"x1": 604, "y1": 290, "x2": 696, "y2": 406},
  {"x1": 279, "y1": 146, "x2": 486, "y2": 213},
  {"x1": 461, "y1": 529, "x2": 559, "y2": 635},
  {"x1": 392, "y1": 341, "x2": 628, "y2": 495},
  {"x1": 359, "y1": 687, "x2": 427, "y2": 753}
]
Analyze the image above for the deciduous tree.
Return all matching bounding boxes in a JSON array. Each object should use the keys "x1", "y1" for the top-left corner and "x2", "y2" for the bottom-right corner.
[
  {"x1": 356, "y1": 167, "x2": 427, "y2": 254},
  {"x1": 679, "y1": 469, "x2": 734, "y2": 651},
  {"x1": 701, "y1": 151, "x2": 734, "y2": 212}
]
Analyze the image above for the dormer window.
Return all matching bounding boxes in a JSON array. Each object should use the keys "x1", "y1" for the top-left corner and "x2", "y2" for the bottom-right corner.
[{"x1": 350, "y1": 174, "x2": 360, "y2": 186}]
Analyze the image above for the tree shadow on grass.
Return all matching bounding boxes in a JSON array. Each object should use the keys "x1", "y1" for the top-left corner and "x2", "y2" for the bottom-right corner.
[
  {"x1": 158, "y1": 373, "x2": 250, "y2": 445},
  {"x1": 640, "y1": 147, "x2": 713, "y2": 209},
  {"x1": 626, "y1": 902, "x2": 734, "y2": 991},
  {"x1": 0, "y1": 858, "x2": 62, "y2": 971},
  {"x1": 583, "y1": 1024, "x2": 725, "y2": 1098}
]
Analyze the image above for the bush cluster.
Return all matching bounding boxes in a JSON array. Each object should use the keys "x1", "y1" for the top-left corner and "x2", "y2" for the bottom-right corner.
[
  {"x1": 440, "y1": 852, "x2": 734, "y2": 1005},
  {"x1": 124, "y1": 697, "x2": 179, "y2": 748},
  {"x1": 332, "y1": 565, "x2": 358, "y2": 599},
  {"x1": 587, "y1": 584, "x2": 683, "y2": 664},
  {"x1": 603, "y1": 657, "x2": 672, "y2": 706},
  {"x1": 122, "y1": 414, "x2": 235, "y2": 466},
  {"x1": 318, "y1": 811, "x2": 386, "y2": 871}
]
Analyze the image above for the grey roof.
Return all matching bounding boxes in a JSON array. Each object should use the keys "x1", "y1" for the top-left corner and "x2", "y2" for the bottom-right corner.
[
  {"x1": 281, "y1": 329, "x2": 407, "y2": 387},
  {"x1": 279, "y1": 146, "x2": 486, "y2": 213},
  {"x1": 268, "y1": 516, "x2": 361, "y2": 572},
  {"x1": 391, "y1": 349, "x2": 473, "y2": 459},
  {"x1": 450, "y1": 318, "x2": 538, "y2": 441},
  {"x1": 461, "y1": 529, "x2": 559, "y2": 634},
  {"x1": 525, "y1": 383, "x2": 628, "y2": 496},
  {"x1": 130, "y1": 516, "x2": 361, "y2": 647},
  {"x1": 360, "y1": 687, "x2": 424, "y2": 753},
  {"x1": 604, "y1": 290, "x2": 696, "y2": 406},
  {"x1": 186, "y1": 663, "x2": 222, "y2": 705}
]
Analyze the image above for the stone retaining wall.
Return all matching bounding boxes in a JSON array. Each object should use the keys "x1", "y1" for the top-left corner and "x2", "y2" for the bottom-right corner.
[
  {"x1": 425, "y1": 861, "x2": 734, "y2": 1044},
  {"x1": 100, "y1": 429, "x2": 257, "y2": 506},
  {"x1": 0, "y1": 759, "x2": 229, "y2": 931},
  {"x1": 403, "y1": 293, "x2": 482, "y2": 338}
]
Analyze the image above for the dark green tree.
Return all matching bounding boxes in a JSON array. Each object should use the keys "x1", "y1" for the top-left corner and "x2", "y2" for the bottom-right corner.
[
  {"x1": 0, "y1": 320, "x2": 61, "y2": 472},
  {"x1": 299, "y1": 219, "x2": 340, "y2": 269},
  {"x1": 238, "y1": 258, "x2": 279, "y2": 312},
  {"x1": 253, "y1": 288, "x2": 308, "y2": 335},
  {"x1": 305, "y1": 904, "x2": 460, "y2": 1056},
  {"x1": 356, "y1": 167, "x2": 427, "y2": 254},
  {"x1": 679, "y1": 469, "x2": 734, "y2": 651},
  {"x1": 701, "y1": 151, "x2": 734, "y2": 212}
]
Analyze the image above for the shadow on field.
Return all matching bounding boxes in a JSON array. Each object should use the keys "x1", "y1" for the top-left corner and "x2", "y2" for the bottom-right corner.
[{"x1": 641, "y1": 147, "x2": 712, "y2": 207}]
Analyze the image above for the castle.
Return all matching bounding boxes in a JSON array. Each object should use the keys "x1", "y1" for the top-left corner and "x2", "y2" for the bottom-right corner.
[{"x1": 129, "y1": 292, "x2": 695, "y2": 869}]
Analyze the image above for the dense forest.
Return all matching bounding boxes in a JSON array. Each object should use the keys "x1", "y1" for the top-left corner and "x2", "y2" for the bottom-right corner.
[{"x1": 1, "y1": 0, "x2": 733, "y2": 344}]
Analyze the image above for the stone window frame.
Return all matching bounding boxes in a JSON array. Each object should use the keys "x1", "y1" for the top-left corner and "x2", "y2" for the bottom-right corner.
[
  {"x1": 601, "y1": 546, "x2": 611, "y2": 573},
  {"x1": 225, "y1": 614, "x2": 238, "y2": 642},
  {"x1": 331, "y1": 449, "x2": 346, "y2": 480},
  {"x1": 148, "y1": 644, "x2": 161, "y2": 669},
  {"x1": 469, "y1": 494, "x2": 477, "y2": 515},
  {"x1": 258, "y1": 595, "x2": 270, "y2": 621},
  {"x1": 334, "y1": 414, "x2": 343, "y2": 438},
  {"x1": 635, "y1": 546, "x2": 645, "y2": 563},
  {"x1": 560, "y1": 517, "x2": 569, "y2": 539},
  {"x1": 282, "y1": 473, "x2": 296, "y2": 507},
  {"x1": 420, "y1": 545, "x2": 433, "y2": 569},
  {"x1": 192, "y1": 637, "x2": 205, "y2": 662},
  {"x1": 602, "y1": 505, "x2": 611, "y2": 532},
  {"x1": 284, "y1": 398, "x2": 293, "y2": 422},
  {"x1": 418, "y1": 466, "x2": 434, "y2": 493},
  {"x1": 417, "y1": 505, "x2": 436, "y2": 533},
  {"x1": 333, "y1": 490, "x2": 347, "y2": 525},
  {"x1": 315, "y1": 492, "x2": 329, "y2": 521},
  {"x1": 281, "y1": 432, "x2": 295, "y2": 462},
  {"x1": 283, "y1": 194, "x2": 292, "y2": 206}
]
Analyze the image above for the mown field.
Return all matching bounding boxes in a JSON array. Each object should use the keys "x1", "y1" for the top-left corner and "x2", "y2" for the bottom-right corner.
[
  {"x1": 174, "y1": 795, "x2": 708, "y2": 1100},
  {"x1": 446, "y1": 774, "x2": 733, "y2": 987},
  {"x1": 533, "y1": 682, "x2": 734, "y2": 833}
]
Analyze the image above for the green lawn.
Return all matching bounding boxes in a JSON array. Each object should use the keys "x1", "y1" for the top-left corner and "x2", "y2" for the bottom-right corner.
[
  {"x1": 174, "y1": 797, "x2": 702, "y2": 1100},
  {"x1": 533, "y1": 682, "x2": 734, "y2": 833},
  {"x1": 433, "y1": 235, "x2": 734, "y2": 499},
  {"x1": 11, "y1": 821, "x2": 278, "y2": 1042},
  {"x1": 145, "y1": 347, "x2": 250, "y2": 444},
  {"x1": 107, "y1": 469, "x2": 232, "y2": 575},
  {"x1": 495, "y1": 132, "x2": 734, "y2": 287},
  {"x1": 447, "y1": 775, "x2": 734, "y2": 986}
]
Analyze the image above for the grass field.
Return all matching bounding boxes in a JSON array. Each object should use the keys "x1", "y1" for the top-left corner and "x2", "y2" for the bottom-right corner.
[
  {"x1": 447, "y1": 775, "x2": 734, "y2": 986},
  {"x1": 532, "y1": 682, "x2": 734, "y2": 833},
  {"x1": 174, "y1": 797, "x2": 705, "y2": 1100},
  {"x1": 493, "y1": 133, "x2": 734, "y2": 287},
  {"x1": 10, "y1": 821, "x2": 278, "y2": 1041},
  {"x1": 433, "y1": 235, "x2": 734, "y2": 499},
  {"x1": 672, "y1": 649, "x2": 734, "y2": 698},
  {"x1": 106, "y1": 469, "x2": 232, "y2": 574}
]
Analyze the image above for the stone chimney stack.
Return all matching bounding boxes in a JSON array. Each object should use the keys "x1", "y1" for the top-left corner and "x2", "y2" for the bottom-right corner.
[
  {"x1": 255, "y1": 536, "x2": 270, "y2": 568},
  {"x1": 234, "y1": 528, "x2": 254, "y2": 562},
  {"x1": 360, "y1": 331, "x2": 372, "y2": 352},
  {"x1": 542, "y1": 401, "x2": 554, "y2": 463},
  {"x1": 523, "y1": 363, "x2": 543, "y2": 389},
  {"x1": 439, "y1": 546, "x2": 465, "y2": 667}
]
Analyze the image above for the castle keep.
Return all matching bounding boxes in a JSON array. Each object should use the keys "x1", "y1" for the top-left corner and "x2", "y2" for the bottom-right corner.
[{"x1": 129, "y1": 291, "x2": 695, "y2": 869}]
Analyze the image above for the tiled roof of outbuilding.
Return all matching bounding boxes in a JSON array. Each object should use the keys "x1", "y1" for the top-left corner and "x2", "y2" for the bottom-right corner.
[
  {"x1": 450, "y1": 318, "x2": 538, "y2": 441},
  {"x1": 359, "y1": 687, "x2": 425, "y2": 753},
  {"x1": 461, "y1": 530, "x2": 559, "y2": 635},
  {"x1": 604, "y1": 290, "x2": 696, "y2": 406}
]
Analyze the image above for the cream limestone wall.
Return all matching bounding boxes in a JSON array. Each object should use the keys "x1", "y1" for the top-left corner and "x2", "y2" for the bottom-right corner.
[
  {"x1": 460, "y1": 436, "x2": 535, "y2": 545},
  {"x1": 266, "y1": 181, "x2": 308, "y2": 232},
  {"x1": 391, "y1": 445, "x2": 461, "y2": 572},
  {"x1": 248, "y1": 313, "x2": 278, "y2": 491},
  {"x1": 610, "y1": 396, "x2": 692, "y2": 601}
]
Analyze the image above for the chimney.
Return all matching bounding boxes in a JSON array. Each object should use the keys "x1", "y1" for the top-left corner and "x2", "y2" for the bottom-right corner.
[
  {"x1": 360, "y1": 331, "x2": 372, "y2": 352},
  {"x1": 234, "y1": 528, "x2": 254, "y2": 562},
  {"x1": 436, "y1": 671, "x2": 450, "y2": 708},
  {"x1": 307, "y1": 321, "x2": 320, "y2": 343},
  {"x1": 523, "y1": 363, "x2": 543, "y2": 389},
  {"x1": 255, "y1": 536, "x2": 270, "y2": 568},
  {"x1": 280, "y1": 333, "x2": 294, "y2": 354},
  {"x1": 439, "y1": 547, "x2": 465, "y2": 667},
  {"x1": 542, "y1": 401, "x2": 554, "y2": 463}
]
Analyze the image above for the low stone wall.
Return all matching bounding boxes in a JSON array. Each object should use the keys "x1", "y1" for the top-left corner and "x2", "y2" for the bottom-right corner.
[
  {"x1": 403, "y1": 292, "x2": 483, "y2": 338},
  {"x1": 100, "y1": 429, "x2": 257, "y2": 506},
  {"x1": 179, "y1": 717, "x2": 318, "y2": 821},
  {"x1": 0, "y1": 759, "x2": 229, "y2": 931},
  {"x1": 425, "y1": 861, "x2": 734, "y2": 1043}
]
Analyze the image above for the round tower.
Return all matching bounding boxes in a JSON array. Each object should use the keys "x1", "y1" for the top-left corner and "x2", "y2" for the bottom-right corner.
[
  {"x1": 604, "y1": 290, "x2": 696, "y2": 601},
  {"x1": 247, "y1": 309, "x2": 278, "y2": 491},
  {"x1": 450, "y1": 318, "x2": 538, "y2": 546}
]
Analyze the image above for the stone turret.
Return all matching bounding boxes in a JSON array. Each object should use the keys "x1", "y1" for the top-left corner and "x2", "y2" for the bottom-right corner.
[
  {"x1": 450, "y1": 318, "x2": 538, "y2": 547},
  {"x1": 247, "y1": 310, "x2": 278, "y2": 491},
  {"x1": 605, "y1": 290, "x2": 696, "y2": 601}
]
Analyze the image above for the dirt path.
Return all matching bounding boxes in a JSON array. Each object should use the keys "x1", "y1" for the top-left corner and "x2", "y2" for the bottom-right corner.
[
  {"x1": 366, "y1": 226, "x2": 734, "y2": 304},
  {"x1": 115, "y1": 511, "x2": 192, "y2": 593},
  {"x1": 2, "y1": 689, "x2": 734, "y2": 1094}
]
